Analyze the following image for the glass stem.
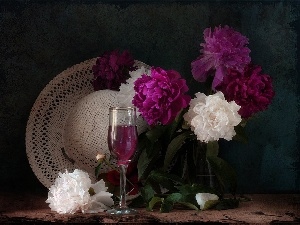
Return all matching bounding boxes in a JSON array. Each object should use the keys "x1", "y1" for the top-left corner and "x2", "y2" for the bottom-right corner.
[{"x1": 119, "y1": 164, "x2": 128, "y2": 209}]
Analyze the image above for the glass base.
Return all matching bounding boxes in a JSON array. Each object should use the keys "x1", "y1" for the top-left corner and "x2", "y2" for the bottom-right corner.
[{"x1": 106, "y1": 207, "x2": 138, "y2": 215}]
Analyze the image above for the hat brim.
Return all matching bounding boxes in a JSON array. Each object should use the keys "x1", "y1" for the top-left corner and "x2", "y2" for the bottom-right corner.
[{"x1": 26, "y1": 58, "x2": 149, "y2": 188}]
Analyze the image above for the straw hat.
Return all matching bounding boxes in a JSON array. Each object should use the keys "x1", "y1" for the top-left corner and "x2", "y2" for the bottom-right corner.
[{"x1": 26, "y1": 58, "x2": 149, "y2": 188}]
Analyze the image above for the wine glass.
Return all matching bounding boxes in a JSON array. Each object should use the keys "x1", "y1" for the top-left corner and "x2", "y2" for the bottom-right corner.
[{"x1": 107, "y1": 107, "x2": 138, "y2": 215}]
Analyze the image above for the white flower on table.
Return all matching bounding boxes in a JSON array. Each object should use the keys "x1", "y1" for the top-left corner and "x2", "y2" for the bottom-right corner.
[
  {"x1": 46, "y1": 169, "x2": 114, "y2": 214},
  {"x1": 195, "y1": 193, "x2": 219, "y2": 210}
]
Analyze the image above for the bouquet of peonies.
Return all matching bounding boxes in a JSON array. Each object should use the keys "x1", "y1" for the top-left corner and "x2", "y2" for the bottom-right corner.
[{"x1": 94, "y1": 25, "x2": 275, "y2": 212}]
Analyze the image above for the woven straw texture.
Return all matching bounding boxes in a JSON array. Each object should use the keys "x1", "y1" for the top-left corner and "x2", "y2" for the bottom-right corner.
[{"x1": 26, "y1": 58, "x2": 149, "y2": 188}]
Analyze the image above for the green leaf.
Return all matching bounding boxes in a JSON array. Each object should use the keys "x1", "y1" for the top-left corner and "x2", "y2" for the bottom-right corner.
[
  {"x1": 178, "y1": 202, "x2": 199, "y2": 211},
  {"x1": 163, "y1": 131, "x2": 192, "y2": 171},
  {"x1": 147, "y1": 196, "x2": 162, "y2": 211},
  {"x1": 138, "y1": 132, "x2": 161, "y2": 158},
  {"x1": 95, "y1": 162, "x2": 102, "y2": 178},
  {"x1": 166, "y1": 192, "x2": 182, "y2": 202},
  {"x1": 137, "y1": 148, "x2": 151, "y2": 180},
  {"x1": 206, "y1": 156, "x2": 237, "y2": 194},
  {"x1": 166, "y1": 109, "x2": 185, "y2": 141},
  {"x1": 146, "y1": 126, "x2": 166, "y2": 142},
  {"x1": 137, "y1": 144, "x2": 160, "y2": 180},
  {"x1": 141, "y1": 184, "x2": 156, "y2": 203},
  {"x1": 137, "y1": 132, "x2": 148, "y2": 152},
  {"x1": 147, "y1": 176, "x2": 164, "y2": 194},
  {"x1": 206, "y1": 141, "x2": 219, "y2": 157},
  {"x1": 148, "y1": 170, "x2": 183, "y2": 190},
  {"x1": 160, "y1": 193, "x2": 182, "y2": 213},
  {"x1": 160, "y1": 200, "x2": 172, "y2": 213},
  {"x1": 202, "y1": 200, "x2": 219, "y2": 210},
  {"x1": 147, "y1": 140, "x2": 162, "y2": 158},
  {"x1": 176, "y1": 184, "x2": 216, "y2": 206}
]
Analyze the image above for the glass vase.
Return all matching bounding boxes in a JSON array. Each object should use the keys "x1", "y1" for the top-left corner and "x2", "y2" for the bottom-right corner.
[{"x1": 194, "y1": 141, "x2": 217, "y2": 189}]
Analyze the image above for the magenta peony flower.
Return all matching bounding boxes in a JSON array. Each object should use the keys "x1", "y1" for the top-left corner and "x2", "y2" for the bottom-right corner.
[
  {"x1": 132, "y1": 67, "x2": 191, "y2": 125},
  {"x1": 92, "y1": 50, "x2": 135, "y2": 91},
  {"x1": 191, "y1": 25, "x2": 251, "y2": 89},
  {"x1": 216, "y1": 64, "x2": 275, "y2": 118}
]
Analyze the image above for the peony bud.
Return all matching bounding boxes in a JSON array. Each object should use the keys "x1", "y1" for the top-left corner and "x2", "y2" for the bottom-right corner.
[{"x1": 96, "y1": 154, "x2": 105, "y2": 162}]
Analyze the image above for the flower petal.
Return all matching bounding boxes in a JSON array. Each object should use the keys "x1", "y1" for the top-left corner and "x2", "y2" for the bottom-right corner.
[{"x1": 195, "y1": 193, "x2": 219, "y2": 210}]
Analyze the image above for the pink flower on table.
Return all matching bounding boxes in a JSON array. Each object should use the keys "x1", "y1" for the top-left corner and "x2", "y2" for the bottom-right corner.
[
  {"x1": 92, "y1": 50, "x2": 136, "y2": 91},
  {"x1": 191, "y1": 25, "x2": 251, "y2": 89},
  {"x1": 216, "y1": 64, "x2": 275, "y2": 118},
  {"x1": 133, "y1": 67, "x2": 191, "y2": 126}
]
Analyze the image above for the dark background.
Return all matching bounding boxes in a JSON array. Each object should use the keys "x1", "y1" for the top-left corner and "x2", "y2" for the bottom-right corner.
[{"x1": 0, "y1": 0, "x2": 299, "y2": 193}]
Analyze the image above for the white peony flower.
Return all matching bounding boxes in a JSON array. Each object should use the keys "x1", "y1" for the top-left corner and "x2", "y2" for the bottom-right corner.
[
  {"x1": 195, "y1": 193, "x2": 219, "y2": 210},
  {"x1": 117, "y1": 66, "x2": 151, "y2": 108},
  {"x1": 46, "y1": 169, "x2": 114, "y2": 214},
  {"x1": 86, "y1": 180, "x2": 114, "y2": 213},
  {"x1": 184, "y1": 92, "x2": 241, "y2": 143}
]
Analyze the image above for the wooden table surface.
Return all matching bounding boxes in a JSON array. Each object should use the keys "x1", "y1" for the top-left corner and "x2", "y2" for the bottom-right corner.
[{"x1": 0, "y1": 191, "x2": 299, "y2": 224}]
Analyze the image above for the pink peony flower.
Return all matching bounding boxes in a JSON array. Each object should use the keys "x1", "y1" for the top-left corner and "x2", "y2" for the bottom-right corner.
[
  {"x1": 216, "y1": 64, "x2": 275, "y2": 118},
  {"x1": 132, "y1": 67, "x2": 191, "y2": 126},
  {"x1": 191, "y1": 25, "x2": 251, "y2": 89},
  {"x1": 92, "y1": 50, "x2": 136, "y2": 91}
]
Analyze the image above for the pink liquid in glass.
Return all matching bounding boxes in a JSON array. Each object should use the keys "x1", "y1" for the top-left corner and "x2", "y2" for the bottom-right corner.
[{"x1": 108, "y1": 125, "x2": 138, "y2": 165}]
